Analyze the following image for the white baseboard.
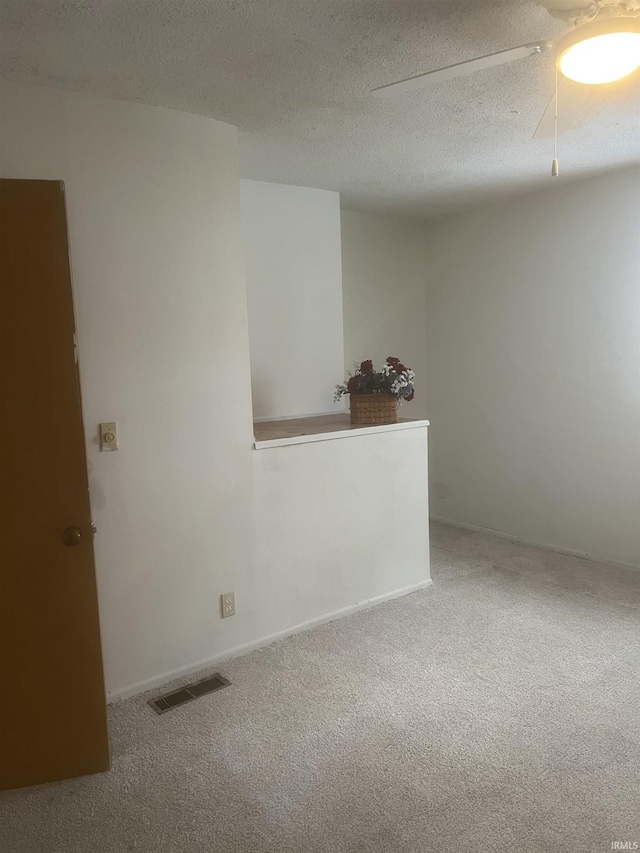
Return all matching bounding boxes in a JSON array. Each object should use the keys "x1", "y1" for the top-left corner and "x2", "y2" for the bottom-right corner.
[
  {"x1": 107, "y1": 577, "x2": 432, "y2": 703},
  {"x1": 430, "y1": 516, "x2": 640, "y2": 573}
]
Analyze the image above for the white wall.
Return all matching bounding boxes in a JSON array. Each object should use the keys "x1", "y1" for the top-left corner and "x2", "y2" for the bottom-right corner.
[
  {"x1": 1, "y1": 82, "x2": 431, "y2": 701},
  {"x1": 341, "y1": 210, "x2": 429, "y2": 421},
  {"x1": 240, "y1": 180, "x2": 345, "y2": 420},
  {"x1": 424, "y1": 168, "x2": 640, "y2": 568},
  {"x1": 0, "y1": 81, "x2": 256, "y2": 695},
  {"x1": 252, "y1": 427, "x2": 431, "y2": 630}
]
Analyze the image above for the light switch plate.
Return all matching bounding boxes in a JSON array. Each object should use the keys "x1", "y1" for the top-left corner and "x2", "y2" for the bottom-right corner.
[{"x1": 99, "y1": 422, "x2": 118, "y2": 451}]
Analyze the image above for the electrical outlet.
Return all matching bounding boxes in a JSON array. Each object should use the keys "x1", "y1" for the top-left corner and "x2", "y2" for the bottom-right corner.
[
  {"x1": 221, "y1": 591, "x2": 236, "y2": 618},
  {"x1": 436, "y1": 482, "x2": 449, "y2": 499}
]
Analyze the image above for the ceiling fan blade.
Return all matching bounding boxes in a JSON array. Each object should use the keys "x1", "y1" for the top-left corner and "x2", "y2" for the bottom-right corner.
[
  {"x1": 533, "y1": 78, "x2": 592, "y2": 138},
  {"x1": 372, "y1": 42, "x2": 553, "y2": 98}
]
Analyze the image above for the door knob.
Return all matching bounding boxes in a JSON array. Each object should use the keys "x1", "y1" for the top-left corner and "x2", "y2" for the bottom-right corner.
[{"x1": 62, "y1": 526, "x2": 83, "y2": 547}]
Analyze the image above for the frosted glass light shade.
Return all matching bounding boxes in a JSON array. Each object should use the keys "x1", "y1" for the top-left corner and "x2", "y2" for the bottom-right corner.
[{"x1": 556, "y1": 18, "x2": 640, "y2": 85}]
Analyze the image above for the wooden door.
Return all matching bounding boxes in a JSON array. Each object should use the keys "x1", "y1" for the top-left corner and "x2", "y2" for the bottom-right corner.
[{"x1": 0, "y1": 179, "x2": 110, "y2": 790}]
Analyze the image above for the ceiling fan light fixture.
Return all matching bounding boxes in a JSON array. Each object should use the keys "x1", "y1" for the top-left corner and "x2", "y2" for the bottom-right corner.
[{"x1": 556, "y1": 17, "x2": 640, "y2": 84}]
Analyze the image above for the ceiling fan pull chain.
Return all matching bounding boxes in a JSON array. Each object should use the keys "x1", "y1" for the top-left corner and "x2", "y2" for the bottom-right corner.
[{"x1": 552, "y1": 65, "x2": 560, "y2": 177}]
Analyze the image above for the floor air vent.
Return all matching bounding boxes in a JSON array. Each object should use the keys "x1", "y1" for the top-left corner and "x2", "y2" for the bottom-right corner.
[{"x1": 148, "y1": 673, "x2": 231, "y2": 715}]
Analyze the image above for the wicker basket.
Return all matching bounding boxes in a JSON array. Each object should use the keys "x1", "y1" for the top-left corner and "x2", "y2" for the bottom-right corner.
[{"x1": 349, "y1": 393, "x2": 398, "y2": 425}]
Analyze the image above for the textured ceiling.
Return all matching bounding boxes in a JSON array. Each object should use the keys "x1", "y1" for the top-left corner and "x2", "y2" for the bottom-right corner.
[{"x1": 1, "y1": 0, "x2": 638, "y2": 217}]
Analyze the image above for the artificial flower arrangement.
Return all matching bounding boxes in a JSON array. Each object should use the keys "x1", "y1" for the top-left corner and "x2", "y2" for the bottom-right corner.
[{"x1": 334, "y1": 357, "x2": 415, "y2": 403}]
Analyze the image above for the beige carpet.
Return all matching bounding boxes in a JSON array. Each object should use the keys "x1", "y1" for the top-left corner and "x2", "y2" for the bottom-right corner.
[{"x1": 2, "y1": 522, "x2": 639, "y2": 853}]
